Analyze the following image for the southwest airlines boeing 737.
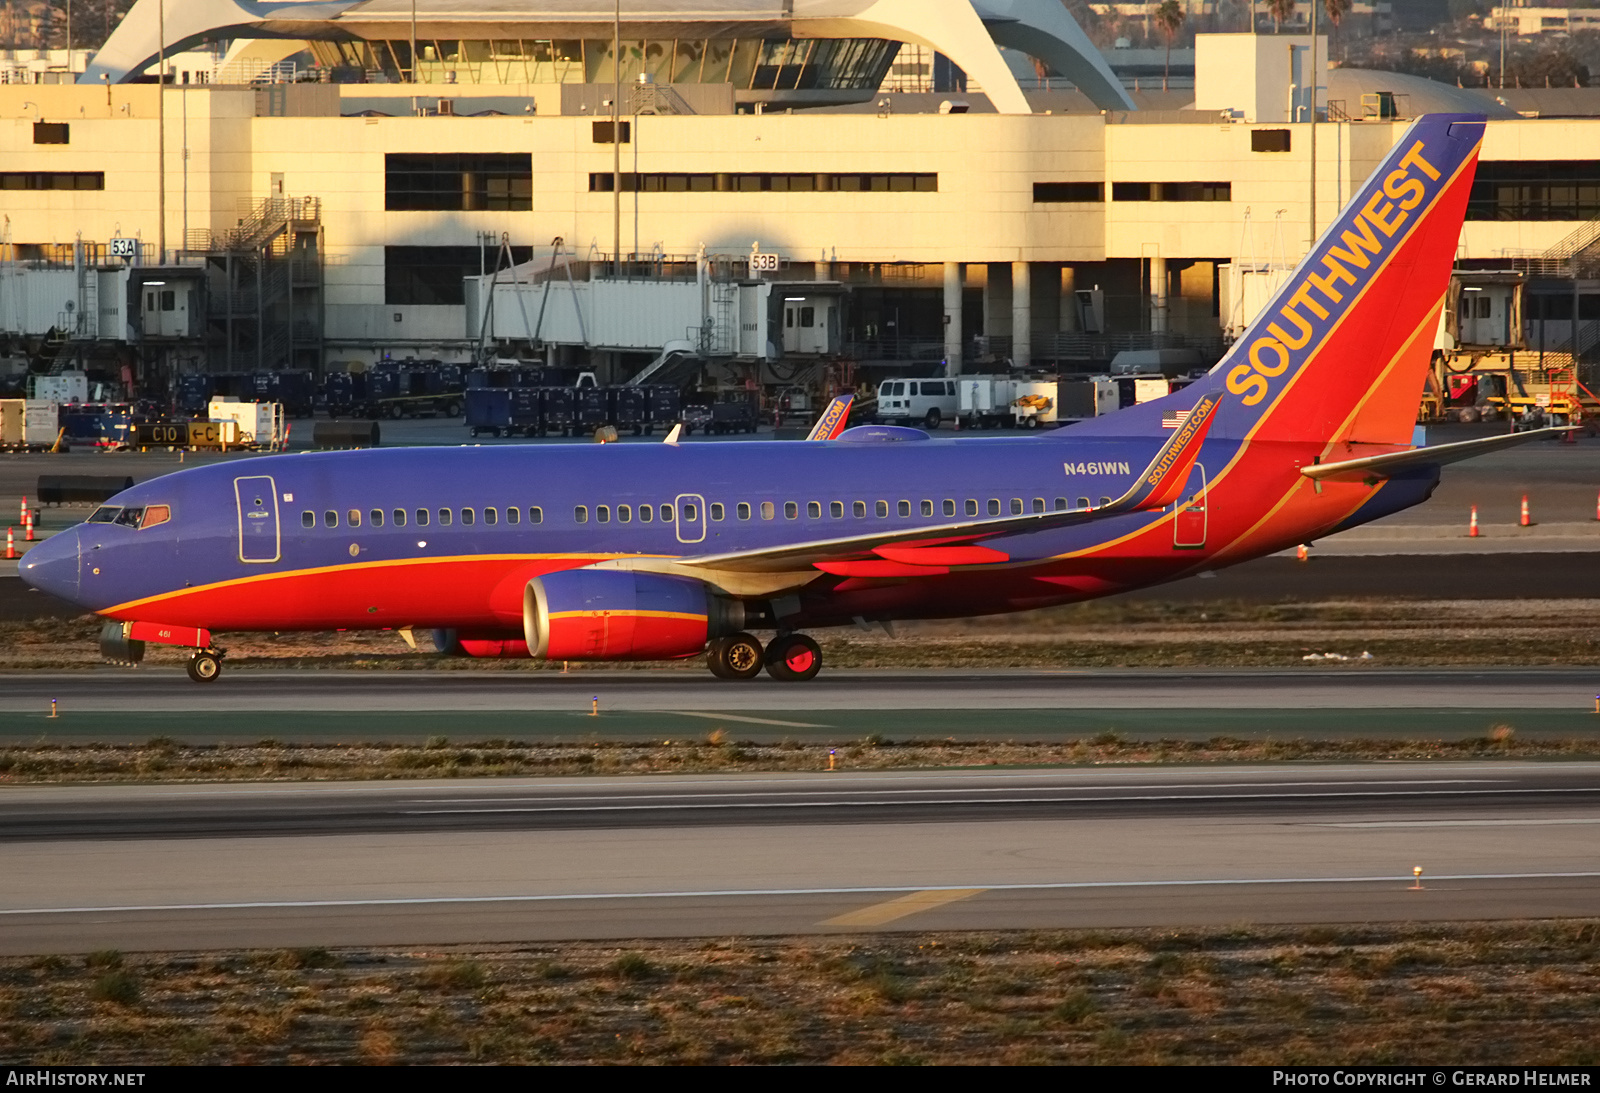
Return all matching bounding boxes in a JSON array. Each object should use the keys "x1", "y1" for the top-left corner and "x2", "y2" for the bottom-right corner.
[{"x1": 22, "y1": 113, "x2": 1547, "y2": 683}]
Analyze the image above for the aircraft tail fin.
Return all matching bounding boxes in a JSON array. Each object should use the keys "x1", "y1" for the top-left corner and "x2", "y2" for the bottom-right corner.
[
  {"x1": 808, "y1": 394, "x2": 855, "y2": 441},
  {"x1": 1133, "y1": 114, "x2": 1486, "y2": 449}
]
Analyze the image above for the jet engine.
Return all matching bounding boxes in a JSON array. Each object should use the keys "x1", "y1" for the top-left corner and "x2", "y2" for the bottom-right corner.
[{"x1": 524, "y1": 568, "x2": 743, "y2": 661}]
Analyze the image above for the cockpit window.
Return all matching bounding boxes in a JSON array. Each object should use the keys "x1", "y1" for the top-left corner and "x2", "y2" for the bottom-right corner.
[
  {"x1": 140, "y1": 505, "x2": 171, "y2": 529},
  {"x1": 87, "y1": 506, "x2": 121, "y2": 523},
  {"x1": 113, "y1": 507, "x2": 145, "y2": 527}
]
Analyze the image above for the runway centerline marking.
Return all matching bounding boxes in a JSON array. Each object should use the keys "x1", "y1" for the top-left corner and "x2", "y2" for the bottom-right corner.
[
  {"x1": 4, "y1": 872, "x2": 1600, "y2": 917},
  {"x1": 667, "y1": 711, "x2": 832, "y2": 728},
  {"x1": 822, "y1": 888, "x2": 986, "y2": 927}
]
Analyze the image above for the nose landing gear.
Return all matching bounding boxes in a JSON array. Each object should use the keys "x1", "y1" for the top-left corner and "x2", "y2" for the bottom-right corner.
[{"x1": 185, "y1": 649, "x2": 225, "y2": 683}]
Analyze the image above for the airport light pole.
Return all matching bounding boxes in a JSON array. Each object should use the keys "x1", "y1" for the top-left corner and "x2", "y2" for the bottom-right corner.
[
  {"x1": 157, "y1": 0, "x2": 165, "y2": 265},
  {"x1": 410, "y1": 0, "x2": 418, "y2": 113},
  {"x1": 612, "y1": 0, "x2": 622, "y2": 277},
  {"x1": 1308, "y1": 0, "x2": 1317, "y2": 250}
]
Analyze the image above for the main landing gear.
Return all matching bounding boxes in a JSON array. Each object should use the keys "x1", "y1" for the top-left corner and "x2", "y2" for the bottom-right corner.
[
  {"x1": 185, "y1": 649, "x2": 225, "y2": 683},
  {"x1": 706, "y1": 632, "x2": 823, "y2": 682}
]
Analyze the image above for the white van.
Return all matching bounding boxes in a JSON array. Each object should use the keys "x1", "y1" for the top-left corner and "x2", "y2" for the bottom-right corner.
[{"x1": 876, "y1": 378, "x2": 958, "y2": 429}]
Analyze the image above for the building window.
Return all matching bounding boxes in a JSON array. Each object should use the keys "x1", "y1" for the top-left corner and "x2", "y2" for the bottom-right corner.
[
  {"x1": 385, "y1": 153, "x2": 532, "y2": 211},
  {"x1": 591, "y1": 120, "x2": 631, "y2": 143},
  {"x1": 1112, "y1": 181, "x2": 1231, "y2": 202},
  {"x1": 32, "y1": 123, "x2": 69, "y2": 145},
  {"x1": 1251, "y1": 129, "x2": 1291, "y2": 153},
  {"x1": 590, "y1": 171, "x2": 935, "y2": 193},
  {"x1": 385, "y1": 245, "x2": 533, "y2": 306},
  {"x1": 1032, "y1": 181, "x2": 1103, "y2": 203},
  {"x1": 1467, "y1": 161, "x2": 1600, "y2": 221},
  {"x1": 0, "y1": 172, "x2": 103, "y2": 190}
]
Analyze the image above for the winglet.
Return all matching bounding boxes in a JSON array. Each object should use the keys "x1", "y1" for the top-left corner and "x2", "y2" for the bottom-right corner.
[
  {"x1": 662, "y1": 423, "x2": 682, "y2": 446},
  {"x1": 807, "y1": 395, "x2": 855, "y2": 441},
  {"x1": 1117, "y1": 393, "x2": 1221, "y2": 511}
]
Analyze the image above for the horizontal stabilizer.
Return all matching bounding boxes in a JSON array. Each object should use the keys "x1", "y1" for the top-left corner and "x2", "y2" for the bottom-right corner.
[{"x1": 1302, "y1": 427, "x2": 1574, "y2": 482}]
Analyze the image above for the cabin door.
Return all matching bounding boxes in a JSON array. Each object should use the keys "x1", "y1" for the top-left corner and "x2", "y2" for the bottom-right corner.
[
  {"x1": 234, "y1": 475, "x2": 281, "y2": 563},
  {"x1": 674, "y1": 493, "x2": 706, "y2": 544},
  {"x1": 1173, "y1": 464, "x2": 1207, "y2": 550}
]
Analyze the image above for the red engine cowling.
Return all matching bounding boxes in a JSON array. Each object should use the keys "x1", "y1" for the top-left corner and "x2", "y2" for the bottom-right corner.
[
  {"x1": 524, "y1": 568, "x2": 740, "y2": 661},
  {"x1": 433, "y1": 630, "x2": 528, "y2": 658}
]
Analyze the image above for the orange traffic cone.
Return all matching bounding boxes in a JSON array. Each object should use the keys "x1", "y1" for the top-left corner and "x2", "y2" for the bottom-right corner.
[
  {"x1": 4, "y1": 528, "x2": 13, "y2": 560},
  {"x1": 18, "y1": 496, "x2": 26, "y2": 524},
  {"x1": 1296, "y1": 544, "x2": 1309, "y2": 561},
  {"x1": 23, "y1": 508, "x2": 33, "y2": 542},
  {"x1": 1520, "y1": 494, "x2": 1533, "y2": 527},
  {"x1": 1469, "y1": 506, "x2": 1480, "y2": 538}
]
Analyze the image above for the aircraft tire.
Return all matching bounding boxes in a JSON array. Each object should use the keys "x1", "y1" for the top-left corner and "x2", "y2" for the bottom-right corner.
[
  {"x1": 706, "y1": 637, "x2": 734, "y2": 679},
  {"x1": 186, "y1": 652, "x2": 223, "y2": 684},
  {"x1": 765, "y1": 634, "x2": 821, "y2": 682},
  {"x1": 712, "y1": 632, "x2": 765, "y2": 680}
]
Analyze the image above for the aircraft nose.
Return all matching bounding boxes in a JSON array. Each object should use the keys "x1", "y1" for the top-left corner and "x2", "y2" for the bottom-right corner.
[{"x1": 18, "y1": 526, "x2": 82, "y2": 604}]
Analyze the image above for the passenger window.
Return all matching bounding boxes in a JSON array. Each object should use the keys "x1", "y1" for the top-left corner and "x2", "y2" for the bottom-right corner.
[
  {"x1": 461, "y1": 509, "x2": 475, "y2": 526},
  {"x1": 141, "y1": 505, "x2": 171, "y2": 529},
  {"x1": 529, "y1": 507, "x2": 543, "y2": 523},
  {"x1": 639, "y1": 505, "x2": 653, "y2": 523},
  {"x1": 710, "y1": 503, "x2": 724, "y2": 521},
  {"x1": 987, "y1": 500, "x2": 1000, "y2": 516},
  {"x1": 875, "y1": 500, "x2": 888, "y2": 517},
  {"x1": 370, "y1": 509, "x2": 384, "y2": 528},
  {"x1": 484, "y1": 508, "x2": 498, "y2": 525},
  {"x1": 830, "y1": 501, "x2": 843, "y2": 518},
  {"x1": 1033, "y1": 498, "x2": 1045, "y2": 513},
  {"x1": 416, "y1": 509, "x2": 430, "y2": 526},
  {"x1": 1055, "y1": 498, "x2": 1068, "y2": 511},
  {"x1": 738, "y1": 502, "x2": 751, "y2": 520},
  {"x1": 618, "y1": 505, "x2": 631, "y2": 523},
  {"x1": 348, "y1": 509, "x2": 362, "y2": 528},
  {"x1": 574, "y1": 506, "x2": 588, "y2": 523},
  {"x1": 302, "y1": 511, "x2": 315, "y2": 528},
  {"x1": 1077, "y1": 497, "x2": 1090, "y2": 510},
  {"x1": 807, "y1": 501, "x2": 821, "y2": 519},
  {"x1": 942, "y1": 499, "x2": 955, "y2": 517},
  {"x1": 854, "y1": 500, "x2": 867, "y2": 517},
  {"x1": 785, "y1": 502, "x2": 798, "y2": 520},
  {"x1": 394, "y1": 509, "x2": 407, "y2": 527},
  {"x1": 761, "y1": 502, "x2": 775, "y2": 521},
  {"x1": 965, "y1": 499, "x2": 978, "y2": 517},
  {"x1": 1011, "y1": 499, "x2": 1023, "y2": 515},
  {"x1": 921, "y1": 500, "x2": 933, "y2": 517},
  {"x1": 597, "y1": 505, "x2": 610, "y2": 523},
  {"x1": 324, "y1": 510, "x2": 338, "y2": 528},
  {"x1": 897, "y1": 500, "x2": 910, "y2": 517},
  {"x1": 661, "y1": 504, "x2": 674, "y2": 522},
  {"x1": 438, "y1": 508, "x2": 453, "y2": 527}
]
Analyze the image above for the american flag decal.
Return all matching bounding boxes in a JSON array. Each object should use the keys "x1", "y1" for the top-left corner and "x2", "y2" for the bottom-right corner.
[{"x1": 1161, "y1": 409, "x2": 1191, "y2": 430}]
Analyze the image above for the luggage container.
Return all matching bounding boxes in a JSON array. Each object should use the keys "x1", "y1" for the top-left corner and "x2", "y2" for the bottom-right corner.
[
  {"x1": 324, "y1": 371, "x2": 369, "y2": 418},
  {"x1": 608, "y1": 385, "x2": 648, "y2": 436},
  {"x1": 0, "y1": 400, "x2": 59, "y2": 450},
  {"x1": 60, "y1": 403, "x2": 137, "y2": 448},
  {"x1": 466, "y1": 387, "x2": 512, "y2": 437},
  {"x1": 958, "y1": 376, "x2": 1017, "y2": 429},
  {"x1": 576, "y1": 385, "x2": 610, "y2": 434},
  {"x1": 646, "y1": 385, "x2": 681, "y2": 434},
  {"x1": 539, "y1": 387, "x2": 576, "y2": 437}
]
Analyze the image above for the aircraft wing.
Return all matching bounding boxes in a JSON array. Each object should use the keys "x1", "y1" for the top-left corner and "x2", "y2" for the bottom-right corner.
[
  {"x1": 673, "y1": 392, "x2": 1222, "y2": 576},
  {"x1": 1301, "y1": 426, "x2": 1573, "y2": 483}
]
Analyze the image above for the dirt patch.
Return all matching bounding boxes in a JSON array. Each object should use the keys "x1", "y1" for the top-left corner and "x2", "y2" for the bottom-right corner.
[{"x1": 3, "y1": 922, "x2": 1598, "y2": 1064}]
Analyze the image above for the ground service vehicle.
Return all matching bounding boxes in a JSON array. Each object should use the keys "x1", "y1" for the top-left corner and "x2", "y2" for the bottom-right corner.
[
  {"x1": 876, "y1": 378, "x2": 957, "y2": 429},
  {"x1": 28, "y1": 115, "x2": 1563, "y2": 687}
]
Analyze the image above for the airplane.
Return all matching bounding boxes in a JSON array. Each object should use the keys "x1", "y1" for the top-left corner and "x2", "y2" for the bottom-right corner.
[{"x1": 21, "y1": 112, "x2": 1555, "y2": 684}]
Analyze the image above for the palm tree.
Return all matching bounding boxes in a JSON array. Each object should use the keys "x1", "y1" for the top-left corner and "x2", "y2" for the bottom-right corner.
[
  {"x1": 1153, "y1": 1, "x2": 1186, "y2": 90},
  {"x1": 1267, "y1": 0, "x2": 1295, "y2": 33},
  {"x1": 1323, "y1": 0, "x2": 1350, "y2": 59}
]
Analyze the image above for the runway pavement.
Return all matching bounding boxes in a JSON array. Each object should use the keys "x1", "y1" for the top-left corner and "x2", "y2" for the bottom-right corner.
[
  {"x1": 1, "y1": 764, "x2": 1597, "y2": 953},
  {"x1": 6, "y1": 667, "x2": 1600, "y2": 741}
]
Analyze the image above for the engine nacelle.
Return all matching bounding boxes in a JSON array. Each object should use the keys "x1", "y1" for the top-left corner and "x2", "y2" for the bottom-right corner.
[{"x1": 524, "y1": 568, "x2": 740, "y2": 661}]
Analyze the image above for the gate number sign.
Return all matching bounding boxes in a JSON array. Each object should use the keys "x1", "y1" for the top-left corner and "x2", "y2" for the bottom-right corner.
[{"x1": 109, "y1": 238, "x2": 137, "y2": 258}]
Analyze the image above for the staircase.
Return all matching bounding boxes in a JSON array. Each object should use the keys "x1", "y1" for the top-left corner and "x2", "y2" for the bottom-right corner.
[{"x1": 1512, "y1": 215, "x2": 1600, "y2": 279}]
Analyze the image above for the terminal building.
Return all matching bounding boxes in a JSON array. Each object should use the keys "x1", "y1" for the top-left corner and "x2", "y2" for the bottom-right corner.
[{"x1": 0, "y1": 0, "x2": 1596, "y2": 400}]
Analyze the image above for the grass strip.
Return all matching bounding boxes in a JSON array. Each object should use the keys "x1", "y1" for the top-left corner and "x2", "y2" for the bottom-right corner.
[
  {"x1": 0, "y1": 727, "x2": 1595, "y2": 783},
  {"x1": 3, "y1": 921, "x2": 1598, "y2": 1064}
]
